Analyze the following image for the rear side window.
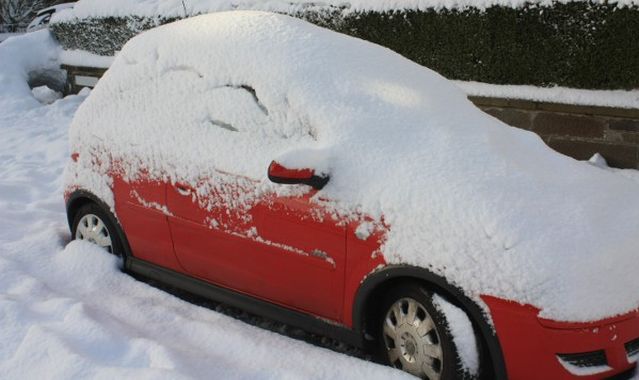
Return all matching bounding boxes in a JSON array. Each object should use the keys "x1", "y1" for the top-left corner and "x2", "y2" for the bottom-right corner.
[
  {"x1": 37, "y1": 10, "x2": 55, "y2": 19},
  {"x1": 203, "y1": 85, "x2": 269, "y2": 134}
]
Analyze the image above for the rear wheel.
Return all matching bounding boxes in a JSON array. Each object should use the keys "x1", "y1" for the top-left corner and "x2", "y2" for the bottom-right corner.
[
  {"x1": 72, "y1": 202, "x2": 125, "y2": 258},
  {"x1": 377, "y1": 284, "x2": 470, "y2": 379}
]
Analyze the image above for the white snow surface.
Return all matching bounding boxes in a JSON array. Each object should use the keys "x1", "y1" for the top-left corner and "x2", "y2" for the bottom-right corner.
[
  {"x1": 60, "y1": 49, "x2": 115, "y2": 68},
  {"x1": 52, "y1": 0, "x2": 639, "y2": 22},
  {"x1": 0, "y1": 30, "x2": 60, "y2": 110},
  {"x1": 588, "y1": 153, "x2": 639, "y2": 185},
  {"x1": 0, "y1": 31, "x2": 411, "y2": 380},
  {"x1": 432, "y1": 295, "x2": 479, "y2": 375},
  {"x1": 32, "y1": 85, "x2": 63, "y2": 104},
  {"x1": 456, "y1": 81, "x2": 639, "y2": 109},
  {"x1": 0, "y1": 33, "x2": 23, "y2": 42},
  {"x1": 68, "y1": 11, "x2": 639, "y2": 323}
]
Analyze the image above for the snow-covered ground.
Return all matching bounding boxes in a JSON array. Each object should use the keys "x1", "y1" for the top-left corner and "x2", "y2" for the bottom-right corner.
[
  {"x1": 0, "y1": 32, "x2": 23, "y2": 42},
  {"x1": 0, "y1": 31, "x2": 411, "y2": 380}
]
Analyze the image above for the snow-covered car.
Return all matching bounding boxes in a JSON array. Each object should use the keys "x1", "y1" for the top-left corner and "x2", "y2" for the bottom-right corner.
[
  {"x1": 26, "y1": 2, "x2": 75, "y2": 33},
  {"x1": 64, "y1": 11, "x2": 639, "y2": 380}
]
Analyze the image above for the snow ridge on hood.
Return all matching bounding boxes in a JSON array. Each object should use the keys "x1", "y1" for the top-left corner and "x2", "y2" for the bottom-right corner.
[{"x1": 68, "y1": 11, "x2": 639, "y2": 322}]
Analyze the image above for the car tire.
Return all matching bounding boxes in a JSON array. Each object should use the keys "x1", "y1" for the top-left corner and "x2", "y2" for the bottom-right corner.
[
  {"x1": 377, "y1": 284, "x2": 473, "y2": 380},
  {"x1": 71, "y1": 202, "x2": 126, "y2": 259}
]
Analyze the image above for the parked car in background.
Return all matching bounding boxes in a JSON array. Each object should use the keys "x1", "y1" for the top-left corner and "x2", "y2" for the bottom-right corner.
[
  {"x1": 27, "y1": 2, "x2": 75, "y2": 33},
  {"x1": 64, "y1": 11, "x2": 639, "y2": 380}
]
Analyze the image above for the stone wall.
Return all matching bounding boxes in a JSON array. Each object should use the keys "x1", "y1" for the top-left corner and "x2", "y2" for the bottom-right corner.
[
  {"x1": 61, "y1": 65, "x2": 107, "y2": 95},
  {"x1": 473, "y1": 97, "x2": 639, "y2": 169}
]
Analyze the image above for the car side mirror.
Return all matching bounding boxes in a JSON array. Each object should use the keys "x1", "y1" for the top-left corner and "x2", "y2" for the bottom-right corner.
[{"x1": 267, "y1": 160, "x2": 329, "y2": 190}]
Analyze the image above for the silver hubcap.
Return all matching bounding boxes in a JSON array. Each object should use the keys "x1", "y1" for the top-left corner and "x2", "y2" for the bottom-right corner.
[
  {"x1": 75, "y1": 214, "x2": 113, "y2": 253},
  {"x1": 383, "y1": 298, "x2": 443, "y2": 379}
]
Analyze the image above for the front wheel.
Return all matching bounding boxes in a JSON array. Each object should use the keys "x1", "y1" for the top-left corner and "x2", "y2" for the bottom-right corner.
[
  {"x1": 377, "y1": 284, "x2": 475, "y2": 379},
  {"x1": 72, "y1": 202, "x2": 125, "y2": 257}
]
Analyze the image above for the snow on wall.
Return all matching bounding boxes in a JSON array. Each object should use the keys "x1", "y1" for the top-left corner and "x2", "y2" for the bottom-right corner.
[
  {"x1": 52, "y1": 0, "x2": 639, "y2": 22},
  {"x1": 456, "y1": 81, "x2": 639, "y2": 110},
  {"x1": 60, "y1": 49, "x2": 114, "y2": 69},
  {"x1": 68, "y1": 11, "x2": 639, "y2": 323}
]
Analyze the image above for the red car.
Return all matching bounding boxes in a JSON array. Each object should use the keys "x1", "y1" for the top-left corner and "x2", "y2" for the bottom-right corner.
[{"x1": 64, "y1": 11, "x2": 639, "y2": 379}]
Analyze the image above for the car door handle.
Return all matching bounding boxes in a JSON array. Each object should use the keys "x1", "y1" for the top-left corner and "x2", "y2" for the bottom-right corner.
[{"x1": 176, "y1": 183, "x2": 193, "y2": 196}]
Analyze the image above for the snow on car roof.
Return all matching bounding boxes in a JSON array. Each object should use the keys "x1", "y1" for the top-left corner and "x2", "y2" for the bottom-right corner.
[{"x1": 68, "y1": 11, "x2": 639, "y2": 322}]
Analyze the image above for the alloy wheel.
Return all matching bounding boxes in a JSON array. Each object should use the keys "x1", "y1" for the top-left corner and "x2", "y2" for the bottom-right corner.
[
  {"x1": 75, "y1": 213, "x2": 113, "y2": 253},
  {"x1": 382, "y1": 297, "x2": 444, "y2": 379}
]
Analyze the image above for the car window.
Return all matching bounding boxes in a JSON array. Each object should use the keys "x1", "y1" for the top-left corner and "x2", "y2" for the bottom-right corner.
[
  {"x1": 202, "y1": 85, "x2": 269, "y2": 134},
  {"x1": 102, "y1": 66, "x2": 317, "y2": 180},
  {"x1": 36, "y1": 9, "x2": 54, "y2": 18}
]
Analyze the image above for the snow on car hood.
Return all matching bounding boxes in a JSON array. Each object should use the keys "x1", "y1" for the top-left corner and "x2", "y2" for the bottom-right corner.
[{"x1": 67, "y1": 11, "x2": 639, "y2": 322}]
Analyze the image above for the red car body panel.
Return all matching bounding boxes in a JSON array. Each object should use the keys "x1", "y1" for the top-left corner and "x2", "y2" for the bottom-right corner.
[
  {"x1": 342, "y1": 219, "x2": 388, "y2": 328},
  {"x1": 67, "y1": 155, "x2": 639, "y2": 379},
  {"x1": 483, "y1": 295, "x2": 639, "y2": 379},
  {"x1": 164, "y1": 174, "x2": 347, "y2": 320},
  {"x1": 112, "y1": 174, "x2": 182, "y2": 272}
]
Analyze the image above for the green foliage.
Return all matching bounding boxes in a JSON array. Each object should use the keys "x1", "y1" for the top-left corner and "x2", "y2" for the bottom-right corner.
[
  {"x1": 50, "y1": 1, "x2": 639, "y2": 89},
  {"x1": 1, "y1": 0, "x2": 45, "y2": 31},
  {"x1": 50, "y1": 16, "x2": 178, "y2": 56}
]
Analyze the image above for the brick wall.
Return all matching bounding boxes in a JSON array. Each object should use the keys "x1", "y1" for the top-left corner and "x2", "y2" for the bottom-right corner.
[{"x1": 472, "y1": 97, "x2": 639, "y2": 169}]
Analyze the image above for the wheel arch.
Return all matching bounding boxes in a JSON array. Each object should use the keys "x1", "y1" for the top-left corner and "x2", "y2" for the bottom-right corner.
[
  {"x1": 353, "y1": 265, "x2": 507, "y2": 379},
  {"x1": 66, "y1": 190, "x2": 107, "y2": 229},
  {"x1": 66, "y1": 189, "x2": 132, "y2": 259}
]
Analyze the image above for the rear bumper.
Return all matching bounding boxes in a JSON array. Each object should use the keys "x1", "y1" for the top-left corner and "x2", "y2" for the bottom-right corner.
[{"x1": 483, "y1": 296, "x2": 639, "y2": 379}]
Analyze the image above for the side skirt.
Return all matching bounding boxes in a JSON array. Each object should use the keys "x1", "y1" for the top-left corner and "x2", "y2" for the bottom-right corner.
[{"x1": 126, "y1": 256, "x2": 365, "y2": 348}]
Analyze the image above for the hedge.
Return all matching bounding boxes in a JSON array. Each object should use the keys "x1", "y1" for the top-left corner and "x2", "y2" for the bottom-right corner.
[{"x1": 50, "y1": 1, "x2": 639, "y2": 90}]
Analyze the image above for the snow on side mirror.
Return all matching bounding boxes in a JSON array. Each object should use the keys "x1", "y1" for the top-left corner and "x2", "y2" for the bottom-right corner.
[{"x1": 267, "y1": 161, "x2": 329, "y2": 190}]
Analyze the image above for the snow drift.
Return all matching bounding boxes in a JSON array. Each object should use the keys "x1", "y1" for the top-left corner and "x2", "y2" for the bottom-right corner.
[
  {"x1": 0, "y1": 31, "x2": 60, "y2": 110},
  {"x1": 67, "y1": 11, "x2": 639, "y2": 323}
]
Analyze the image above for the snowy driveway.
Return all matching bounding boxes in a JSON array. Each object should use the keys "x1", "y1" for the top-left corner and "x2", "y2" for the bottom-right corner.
[{"x1": 0, "y1": 33, "x2": 411, "y2": 380}]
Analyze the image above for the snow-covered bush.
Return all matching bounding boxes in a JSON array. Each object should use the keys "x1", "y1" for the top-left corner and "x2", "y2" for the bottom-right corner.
[
  {"x1": 49, "y1": 0, "x2": 639, "y2": 90},
  {"x1": 49, "y1": 15, "x2": 177, "y2": 57},
  {"x1": 0, "y1": 0, "x2": 45, "y2": 31}
]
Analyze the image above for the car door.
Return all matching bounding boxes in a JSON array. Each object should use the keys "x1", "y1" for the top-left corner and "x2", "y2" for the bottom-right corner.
[
  {"x1": 252, "y1": 189, "x2": 346, "y2": 320},
  {"x1": 166, "y1": 177, "x2": 346, "y2": 321},
  {"x1": 165, "y1": 172, "x2": 263, "y2": 291},
  {"x1": 111, "y1": 168, "x2": 183, "y2": 272}
]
